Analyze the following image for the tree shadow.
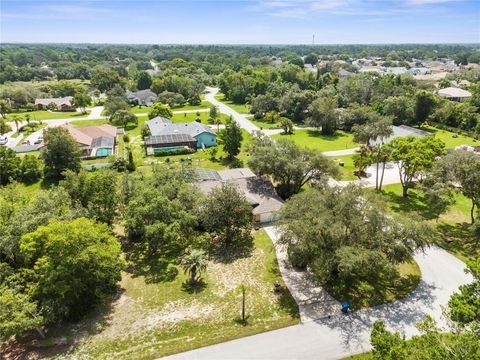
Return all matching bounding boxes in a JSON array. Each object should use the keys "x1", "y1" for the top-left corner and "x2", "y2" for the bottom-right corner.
[
  {"x1": 379, "y1": 187, "x2": 435, "y2": 220},
  {"x1": 233, "y1": 315, "x2": 251, "y2": 326},
  {"x1": 436, "y1": 222, "x2": 479, "y2": 260},
  {"x1": 181, "y1": 279, "x2": 207, "y2": 294},
  {"x1": 306, "y1": 129, "x2": 349, "y2": 141}
]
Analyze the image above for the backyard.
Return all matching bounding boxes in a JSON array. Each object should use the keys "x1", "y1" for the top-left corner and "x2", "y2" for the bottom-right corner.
[
  {"x1": 272, "y1": 129, "x2": 359, "y2": 152},
  {"x1": 14, "y1": 229, "x2": 299, "y2": 360}
]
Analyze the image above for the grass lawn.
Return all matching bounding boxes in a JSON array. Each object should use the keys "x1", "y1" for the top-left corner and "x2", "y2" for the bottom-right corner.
[
  {"x1": 214, "y1": 94, "x2": 250, "y2": 114},
  {"x1": 14, "y1": 123, "x2": 48, "y2": 142},
  {"x1": 6, "y1": 110, "x2": 89, "y2": 121},
  {"x1": 29, "y1": 229, "x2": 299, "y2": 359},
  {"x1": 328, "y1": 154, "x2": 357, "y2": 181},
  {"x1": 170, "y1": 112, "x2": 229, "y2": 125},
  {"x1": 248, "y1": 117, "x2": 280, "y2": 130},
  {"x1": 129, "y1": 102, "x2": 211, "y2": 115},
  {"x1": 377, "y1": 183, "x2": 478, "y2": 262},
  {"x1": 422, "y1": 125, "x2": 479, "y2": 149},
  {"x1": 272, "y1": 129, "x2": 359, "y2": 152},
  {"x1": 70, "y1": 118, "x2": 110, "y2": 127},
  {"x1": 325, "y1": 260, "x2": 421, "y2": 311}
]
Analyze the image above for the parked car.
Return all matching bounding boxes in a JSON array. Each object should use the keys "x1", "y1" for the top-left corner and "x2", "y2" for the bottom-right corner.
[
  {"x1": 0, "y1": 136, "x2": 7, "y2": 145},
  {"x1": 34, "y1": 137, "x2": 43, "y2": 145},
  {"x1": 22, "y1": 140, "x2": 31, "y2": 145}
]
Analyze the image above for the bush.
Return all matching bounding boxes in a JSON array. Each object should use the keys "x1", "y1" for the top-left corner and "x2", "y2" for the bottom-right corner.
[
  {"x1": 123, "y1": 134, "x2": 130, "y2": 142},
  {"x1": 153, "y1": 148, "x2": 195, "y2": 157}
]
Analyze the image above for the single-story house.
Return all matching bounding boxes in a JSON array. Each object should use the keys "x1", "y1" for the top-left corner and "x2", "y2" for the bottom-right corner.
[
  {"x1": 145, "y1": 117, "x2": 217, "y2": 152},
  {"x1": 60, "y1": 123, "x2": 117, "y2": 158},
  {"x1": 196, "y1": 168, "x2": 284, "y2": 223},
  {"x1": 370, "y1": 125, "x2": 432, "y2": 146},
  {"x1": 438, "y1": 87, "x2": 472, "y2": 102},
  {"x1": 126, "y1": 89, "x2": 157, "y2": 106},
  {"x1": 35, "y1": 97, "x2": 74, "y2": 111}
]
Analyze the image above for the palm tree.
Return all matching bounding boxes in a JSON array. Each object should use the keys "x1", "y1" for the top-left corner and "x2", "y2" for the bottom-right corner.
[{"x1": 181, "y1": 249, "x2": 208, "y2": 285}]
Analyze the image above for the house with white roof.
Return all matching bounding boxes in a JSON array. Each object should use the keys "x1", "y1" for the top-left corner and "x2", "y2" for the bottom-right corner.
[{"x1": 438, "y1": 87, "x2": 472, "y2": 102}]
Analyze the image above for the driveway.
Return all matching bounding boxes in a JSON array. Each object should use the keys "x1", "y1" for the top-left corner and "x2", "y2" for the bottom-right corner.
[
  {"x1": 205, "y1": 87, "x2": 260, "y2": 134},
  {"x1": 163, "y1": 226, "x2": 472, "y2": 360}
]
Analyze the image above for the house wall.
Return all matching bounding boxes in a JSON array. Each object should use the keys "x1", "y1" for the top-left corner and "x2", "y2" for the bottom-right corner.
[{"x1": 195, "y1": 132, "x2": 217, "y2": 148}]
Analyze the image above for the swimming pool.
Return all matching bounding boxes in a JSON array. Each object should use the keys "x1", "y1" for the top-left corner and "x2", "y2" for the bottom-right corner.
[{"x1": 153, "y1": 146, "x2": 186, "y2": 153}]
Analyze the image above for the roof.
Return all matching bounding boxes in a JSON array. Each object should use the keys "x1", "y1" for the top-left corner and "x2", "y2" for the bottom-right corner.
[
  {"x1": 438, "y1": 87, "x2": 472, "y2": 98},
  {"x1": 35, "y1": 96, "x2": 72, "y2": 106},
  {"x1": 339, "y1": 69, "x2": 354, "y2": 77},
  {"x1": 147, "y1": 119, "x2": 216, "y2": 138},
  {"x1": 61, "y1": 123, "x2": 116, "y2": 148},
  {"x1": 144, "y1": 133, "x2": 196, "y2": 146},
  {"x1": 91, "y1": 136, "x2": 114, "y2": 148},
  {"x1": 217, "y1": 168, "x2": 256, "y2": 181},
  {"x1": 370, "y1": 125, "x2": 432, "y2": 146},
  {"x1": 195, "y1": 168, "x2": 222, "y2": 181},
  {"x1": 126, "y1": 89, "x2": 157, "y2": 102},
  {"x1": 196, "y1": 171, "x2": 284, "y2": 216}
]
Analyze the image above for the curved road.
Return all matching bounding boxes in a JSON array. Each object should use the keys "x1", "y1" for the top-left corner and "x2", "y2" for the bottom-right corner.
[{"x1": 163, "y1": 226, "x2": 472, "y2": 360}]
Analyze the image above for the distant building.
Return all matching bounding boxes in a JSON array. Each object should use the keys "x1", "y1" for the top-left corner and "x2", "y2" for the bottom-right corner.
[
  {"x1": 338, "y1": 69, "x2": 355, "y2": 78},
  {"x1": 126, "y1": 89, "x2": 157, "y2": 106},
  {"x1": 438, "y1": 87, "x2": 472, "y2": 102},
  {"x1": 144, "y1": 116, "x2": 217, "y2": 155},
  {"x1": 35, "y1": 97, "x2": 74, "y2": 111},
  {"x1": 59, "y1": 123, "x2": 117, "y2": 158}
]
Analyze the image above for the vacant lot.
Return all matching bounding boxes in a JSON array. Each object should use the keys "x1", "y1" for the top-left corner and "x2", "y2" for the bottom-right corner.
[
  {"x1": 272, "y1": 129, "x2": 359, "y2": 152},
  {"x1": 423, "y1": 125, "x2": 479, "y2": 148},
  {"x1": 19, "y1": 230, "x2": 299, "y2": 360},
  {"x1": 6, "y1": 110, "x2": 89, "y2": 121}
]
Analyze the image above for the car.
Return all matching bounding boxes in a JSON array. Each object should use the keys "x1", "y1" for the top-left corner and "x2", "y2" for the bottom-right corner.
[
  {"x1": 34, "y1": 138, "x2": 43, "y2": 145},
  {"x1": 0, "y1": 136, "x2": 7, "y2": 145},
  {"x1": 22, "y1": 140, "x2": 31, "y2": 145}
]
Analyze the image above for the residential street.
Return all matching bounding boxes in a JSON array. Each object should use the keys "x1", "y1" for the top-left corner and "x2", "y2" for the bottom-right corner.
[{"x1": 163, "y1": 227, "x2": 472, "y2": 360}]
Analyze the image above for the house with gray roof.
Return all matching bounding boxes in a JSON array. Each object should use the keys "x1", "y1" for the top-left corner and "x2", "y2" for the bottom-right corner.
[
  {"x1": 144, "y1": 117, "x2": 217, "y2": 154},
  {"x1": 195, "y1": 168, "x2": 283, "y2": 223},
  {"x1": 126, "y1": 89, "x2": 157, "y2": 106}
]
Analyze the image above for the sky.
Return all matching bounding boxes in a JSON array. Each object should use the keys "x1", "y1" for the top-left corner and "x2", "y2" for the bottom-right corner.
[{"x1": 1, "y1": 0, "x2": 479, "y2": 44}]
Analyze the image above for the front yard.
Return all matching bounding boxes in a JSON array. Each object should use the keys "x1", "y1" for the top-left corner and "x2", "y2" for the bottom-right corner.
[
  {"x1": 6, "y1": 110, "x2": 89, "y2": 121},
  {"x1": 214, "y1": 94, "x2": 250, "y2": 114},
  {"x1": 272, "y1": 129, "x2": 359, "y2": 152},
  {"x1": 21, "y1": 230, "x2": 299, "y2": 359}
]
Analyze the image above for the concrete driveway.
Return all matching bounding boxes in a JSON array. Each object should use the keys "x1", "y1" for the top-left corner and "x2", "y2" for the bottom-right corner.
[{"x1": 163, "y1": 226, "x2": 472, "y2": 360}]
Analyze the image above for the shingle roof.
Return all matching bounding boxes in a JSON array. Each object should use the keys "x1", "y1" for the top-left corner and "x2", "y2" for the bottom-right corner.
[
  {"x1": 144, "y1": 133, "x2": 196, "y2": 146},
  {"x1": 35, "y1": 96, "x2": 72, "y2": 106},
  {"x1": 127, "y1": 89, "x2": 157, "y2": 102},
  {"x1": 438, "y1": 87, "x2": 472, "y2": 98},
  {"x1": 60, "y1": 124, "x2": 116, "y2": 147}
]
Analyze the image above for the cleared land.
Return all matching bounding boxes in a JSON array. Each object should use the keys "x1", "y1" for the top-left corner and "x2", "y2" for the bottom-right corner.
[
  {"x1": 34, "y1": 230, "x2": 299, "y2": 360},
  {"x1": 272, "y1": 129, "x2": 359, "y2": 152},
  {"x1": 6, "y1": 110, "x2": 89, "y2": 121},
  {"x1": 214, "y1": 94, "x2": 250, "y2": 114}
]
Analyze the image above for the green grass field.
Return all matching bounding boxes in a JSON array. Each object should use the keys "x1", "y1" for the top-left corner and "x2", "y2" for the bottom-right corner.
[
  {"x1": 6, "y1": 110, "x2": 89, "y2": 121},
  {"x1": 70, "y1": 118, "x2": 110, "y2": 127},
  {"x1": 214, "y1": 94, "x2": 250, "y2": 114},
  {"x1": 130, "y1": 101, "x2": 211, "y2": 115},
  {"x1": 39, "y1": 230, "x2": 299, "y2": 359},
  {"x1": 327, "y1": 154, "x2": 357, "y2": 181},
  {"x1": 170, "y1": 112, "x2": 229, "y2": 125},
  {"x1": 422, "y1": 125, "x2": 479, "y2": 149},
  {"x1": 248, "y1": 117, "x2": 280, "y2": 129},
  {"x1": 272, "y1": 129, "x2": 359, "y2": 152}
]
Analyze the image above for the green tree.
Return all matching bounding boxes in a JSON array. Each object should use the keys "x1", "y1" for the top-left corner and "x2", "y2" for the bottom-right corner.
[
  {"x1": 279, "y1": 185, "x2": 429, "y2": 284},
  {"x1": 414, "y1": 90, "x2": 437, "y2": 125},
  {"x1": 91, "y1": 67, "x2": 123, "y2": 92},
  {"x1": 104, "y1": 96, "x2": 130, "y2": 119},
  {"x1": 181, "y1": 249, "x2": 208, "y2": 284},
  {"x1": 390, "y1": 136, "x2": 446, "y2": 197},
  {"x1": 111, "y1": 109, "x2": 138, "y2": 127},
  {"x1": 148, "y1": 102, "x2": 173, "y2": 119},
  {"x1": 421, "y1": 180, "x2": 454, "y2": 222},
  {"x1": 42, "y1": 127, "x2": 81, "y2": 180},
  {"x1": 72, "y1": 91, "x2": 92, "y2": 114},
  {"x1": 0, "y1": 118, "x2": 12, "y2": 135},
  {"x1": 0, "y1": 286, "x2": 44, "y2": 341},
  {"x1": 383, "y1": 96, "x2": 415, "y2": 125},
  {"x1": 20, "y1": 218, "x2": 124, "y2": 323},
  {"x1": 217, "y1": 116, "x2": 243, "y2": 160},
  {"x1": 202, "y1": 183, "x2": 253, "y2": 252},
  {"x1": 308, "y1": 96, "x2": 339, "y2": 135},
  {"x1": 352, "y1": 116, "x2": 393, "y2": 147},
  {"x1": 0, "y1": 99, "x2": 11, "y2": 119},
  {"x1": 20, "y1": 155, "x2": 42, "y2": 183},
  {"x1": 136, "y1": 71, "x2": 152, "y2": 90},
  {"x1": 304, "y1": 53, "x2": 319, "y2": 65},
  {"x1": 434, "y1": 150, "x2": 480, "y2": 224},
  {"x1": 353, "y1": 145, "x2": 373, "y2": 178},
  {"x1": 371, "y1": 143, "x2": 392, "y2": 191},
  {"x1": 0, "y1": 146, "x2": 20, "y2": 185},
  {"x1": 248, "y1": 136, "x2": 338, "y2": 199},
  {"x1": 280, "y1": 117, "x2": 294, "y2": 134}
]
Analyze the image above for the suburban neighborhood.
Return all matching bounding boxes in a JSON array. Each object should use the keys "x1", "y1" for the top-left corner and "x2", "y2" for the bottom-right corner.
[{"x1": 0, "y1": 1, "x2": 479, "y2": 360}]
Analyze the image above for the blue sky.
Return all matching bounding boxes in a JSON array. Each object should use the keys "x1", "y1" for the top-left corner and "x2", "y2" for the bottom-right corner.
[{"x1": 1, "y1": 0, "x2": 479, "y2": 44}]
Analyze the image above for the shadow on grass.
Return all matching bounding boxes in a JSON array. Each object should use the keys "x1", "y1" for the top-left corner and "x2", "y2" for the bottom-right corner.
[
  {"x1": 181, "y1": 280, "x2": 207, "y2": 294},
  {"x1": 379, "y1": 187, "x2": 436, "y2": 220},
  {"x1": 436, "y1": 222, "x2": 479, "y2": 261},
  {"x1": 325, "y1": 265, "x2": 421, "y2": 311},
  {"x1": 233, "y1": 315, "x2": 251, "y2": 326},
  {"x1": 305, "y1": 129, "x2": 349, "y2": 141}
]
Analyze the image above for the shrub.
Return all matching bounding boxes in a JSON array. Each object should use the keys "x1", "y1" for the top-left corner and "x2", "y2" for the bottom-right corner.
[{"x1": 153, "y1": 148, "x2": 195, "y2": 157}]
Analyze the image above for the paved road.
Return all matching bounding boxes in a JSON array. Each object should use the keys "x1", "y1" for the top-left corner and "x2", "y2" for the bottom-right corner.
[
  {"x1": 205, "y1": 87, "x2": 260, "y2": 134},
  {"x1": 163, "y1": 228, "x2": 472, "y2": 360}
]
